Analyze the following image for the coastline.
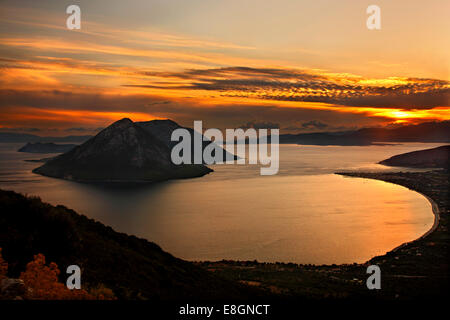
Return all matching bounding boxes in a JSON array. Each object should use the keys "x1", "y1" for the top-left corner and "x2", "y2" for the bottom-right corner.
[
  {"x1": 391, "y1": 194, "x2": 439, "y2": 253},
  {"x1": 336, "y1": 173, "x2": 441, "y2": 256},
  {"x1": 200, "y1": 170, "x2": 449, "y2": 300}
]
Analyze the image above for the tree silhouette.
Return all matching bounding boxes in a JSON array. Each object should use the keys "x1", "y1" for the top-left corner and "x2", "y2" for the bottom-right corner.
[{"x1": 19, "y1": 253, "x2": 114, "y2": 300}]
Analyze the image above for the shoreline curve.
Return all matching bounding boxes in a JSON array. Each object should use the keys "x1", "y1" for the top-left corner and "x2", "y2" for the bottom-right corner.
[{"x1": 336, "y1": 172, "x2": 442, "y2": 263}]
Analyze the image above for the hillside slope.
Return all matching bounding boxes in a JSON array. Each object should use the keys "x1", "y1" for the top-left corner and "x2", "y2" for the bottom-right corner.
[
  {"x1": 0, "y1": 189, "x2": 263, "y2": 300},
  {"x1": 379, "y1": 145, "x2": 449, "y2": 169}
]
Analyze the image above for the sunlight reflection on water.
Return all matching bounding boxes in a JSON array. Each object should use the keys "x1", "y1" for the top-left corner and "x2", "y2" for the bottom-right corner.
[{"x1": 0, "y1": 142, "x2": 443, "y2": 264}]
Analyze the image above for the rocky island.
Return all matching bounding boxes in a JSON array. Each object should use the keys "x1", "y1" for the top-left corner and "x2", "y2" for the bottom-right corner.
[
  {"x1": 32, "y1": 118, "x2": 214, "y2": 184},
  {"x1": 18, "y1": 142, "x2": 77, "y2": 154}
]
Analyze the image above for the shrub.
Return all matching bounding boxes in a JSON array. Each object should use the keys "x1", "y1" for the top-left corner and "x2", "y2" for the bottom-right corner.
[{"x1": 19, "y1": 253, "x2": 97, "y2": 300}]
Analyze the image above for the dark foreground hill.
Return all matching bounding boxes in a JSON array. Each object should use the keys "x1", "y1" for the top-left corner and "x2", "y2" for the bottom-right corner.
[
  {"x1": 0, "y1": 189, "x2": 263, "y2": 300},
  {"x1": 33, "y1": 118, "x2": 212, "y2": 183},
  {"x1": 18, "y1": 142, "x2": 76, "y2": 154},
  {"x1": 379, "y1": 145, "x2": 450, "y2": 169},
  {"x1": 0, "y1": 132, "x2": 91, "y2": 143}
]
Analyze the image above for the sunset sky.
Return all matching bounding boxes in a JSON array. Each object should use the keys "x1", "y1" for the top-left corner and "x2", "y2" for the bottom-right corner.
[{"x1": 0, "y1": 0, "x2": 449, "y2": 135}]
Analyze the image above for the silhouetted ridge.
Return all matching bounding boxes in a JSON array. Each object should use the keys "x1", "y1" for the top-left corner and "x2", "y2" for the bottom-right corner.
[
  {"x1": 379, "y1": 145, "x2": 450, "y2": 169},
  {"x1": 279, "y1": 120, "x2": 450, "y2": 146},
  {"x1": 0, "y1": 189, "x2": 261, "y2": 300}
]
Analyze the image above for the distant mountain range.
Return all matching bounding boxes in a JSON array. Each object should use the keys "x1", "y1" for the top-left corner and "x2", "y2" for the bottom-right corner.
[
  {"x1": 18, "y1": 142, "x2": 77, "y2": 154},
  {"x1": 32, "y1": 118, "x2": 220, "y2": 184},
  {"x1": 0, "y1": 132, "x2": 91, "y2": 143},
  {"x1": 379, "y1": 145, "x2": 450, "y2": 169},
  {"x1": 2, "y1": 120, "x2": 449, "y2": 146},
  {"x1": 279, "y1": 121, "x2": 450, "y2": 146}
]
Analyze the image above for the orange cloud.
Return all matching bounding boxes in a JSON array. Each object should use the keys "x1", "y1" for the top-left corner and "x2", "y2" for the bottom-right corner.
[
  {"x1": 0, "y1": 37, "x2": 273, "y2": 68},
  {"x1": 0, "y1": 4, "x2": 448, "y2": 132},
  {"x1": 0, "y1": 106, "x2": 161, "y2": 128}
]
